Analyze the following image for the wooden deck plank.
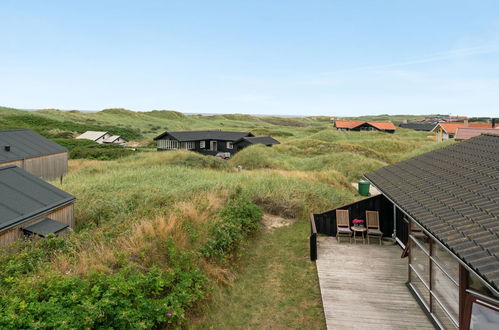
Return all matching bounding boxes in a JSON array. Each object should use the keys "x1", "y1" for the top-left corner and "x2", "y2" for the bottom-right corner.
[{"x1": 316, "y1": 237, "x2": 435, "y2": 329}]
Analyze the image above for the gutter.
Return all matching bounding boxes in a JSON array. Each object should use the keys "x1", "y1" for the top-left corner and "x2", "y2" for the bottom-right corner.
[
  {"x1": 0, "y1": 198, "x2": 76, "y2": 233},
  {"x1": 364, "y1": 177, "x2": 499, "y2": 298}
]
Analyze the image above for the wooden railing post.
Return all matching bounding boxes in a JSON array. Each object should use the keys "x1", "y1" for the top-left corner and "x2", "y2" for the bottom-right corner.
[{"x1": 310, "y1": 214, "x2": 318, "y2": 261}]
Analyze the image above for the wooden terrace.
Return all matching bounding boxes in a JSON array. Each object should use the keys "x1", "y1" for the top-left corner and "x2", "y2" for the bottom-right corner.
[{"x1": 316, "y1": 237, "x2": 435, "y2": 329}]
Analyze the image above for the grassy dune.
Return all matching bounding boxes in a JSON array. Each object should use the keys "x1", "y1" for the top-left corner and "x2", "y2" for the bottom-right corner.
[{"x1": 0, "y1": 107, "x2": 450, "y2": 328}]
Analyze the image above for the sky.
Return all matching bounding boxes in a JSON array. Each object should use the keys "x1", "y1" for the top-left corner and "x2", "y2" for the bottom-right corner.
[{"x1": 1, "y1": 0, "x2": 499, "y2": 117}]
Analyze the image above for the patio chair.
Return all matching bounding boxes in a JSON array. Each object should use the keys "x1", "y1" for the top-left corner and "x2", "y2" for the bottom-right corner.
[
  {"x1": 366, "y1": 210, "x2": 383, "y2": 245},
  {"x1": 336, "y1": 209, "x2": 352, "y2": 243}
]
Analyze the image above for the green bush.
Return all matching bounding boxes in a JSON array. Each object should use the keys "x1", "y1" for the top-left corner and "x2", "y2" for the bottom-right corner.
[
  {"x1": 0, "y1": 114, "x2": 142, "y2": 140},
  {"x1": 201, "y1": 192, "x2": 262, "y2": 259},
  {"x1": 51, "y1": 138, "x2": 136, "y2": 160},
  {"x1": 0, "y1": 241, "x2": 207, "y2": 329}
]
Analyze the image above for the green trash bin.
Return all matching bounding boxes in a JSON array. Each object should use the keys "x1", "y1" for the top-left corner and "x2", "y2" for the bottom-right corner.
[{"x1": 358, "y1": 180, "x2": 370, "y2": 196}]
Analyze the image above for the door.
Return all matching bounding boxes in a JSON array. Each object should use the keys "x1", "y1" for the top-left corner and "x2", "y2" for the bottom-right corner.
[{"x1": 210, "y1": 141, "x2": 217, "y2": 151}]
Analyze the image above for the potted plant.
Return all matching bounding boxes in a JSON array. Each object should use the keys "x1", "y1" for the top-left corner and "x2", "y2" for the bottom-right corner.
[{"x1": 352, "y1": 219, "x2": 365, "y2": 228}]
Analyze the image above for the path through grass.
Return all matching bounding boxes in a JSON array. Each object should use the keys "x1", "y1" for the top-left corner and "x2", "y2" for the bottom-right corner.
[{"x1": 191, "y1": 220, "x2": 325, "y2": 329}]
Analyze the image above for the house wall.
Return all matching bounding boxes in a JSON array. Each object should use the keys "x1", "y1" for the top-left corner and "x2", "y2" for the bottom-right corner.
[
  {"x1": 157, "y1": 136, "x2": 240, "y2": 155},
  {"x1": 312, "y1": 194, "x2": 395, "y2": 237},
  {"x1": 0, "y1": 203, "x2": 74, "y2": 246},
  {"x1": 95, "y1": 133, "x2": 112, "y2": 144},
  {"x1": 0, "y1": 152, "x2": 68, "y2": 180}
]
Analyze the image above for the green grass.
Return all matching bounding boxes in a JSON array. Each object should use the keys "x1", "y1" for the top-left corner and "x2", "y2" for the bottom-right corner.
[
  {"x1": 0, "y1": 107, "x2": 449, "y2": 328},
  {"x1": 191, "y1": 221, "x2": 325, "y2": 329}
]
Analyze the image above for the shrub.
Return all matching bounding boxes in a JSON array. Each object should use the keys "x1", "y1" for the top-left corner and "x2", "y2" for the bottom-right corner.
[
  {"x1": 0, "y1": 241, "x2": 207, "y2": 329},
  {"x1": 201, "y1": 192, "x2": 262, "y2": 259}
]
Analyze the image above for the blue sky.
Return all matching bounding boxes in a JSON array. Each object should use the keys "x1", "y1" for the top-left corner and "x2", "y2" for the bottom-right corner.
[{"x1": 1, "y1": 0, "x2": 498, "y2": 116}]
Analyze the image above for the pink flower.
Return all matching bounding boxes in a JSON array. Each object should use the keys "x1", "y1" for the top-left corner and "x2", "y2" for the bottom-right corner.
[{"x1": 167, "y1": 312, "x2": 172, "y2": 317}]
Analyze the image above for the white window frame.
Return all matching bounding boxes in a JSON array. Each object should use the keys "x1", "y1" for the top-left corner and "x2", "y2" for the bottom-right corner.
[
  {"x1": 200, "y1": 141, "x2": 206, "y2": 148},
  {"x1": 226, "y1": 141, "x2": 233, "y2": 149}
]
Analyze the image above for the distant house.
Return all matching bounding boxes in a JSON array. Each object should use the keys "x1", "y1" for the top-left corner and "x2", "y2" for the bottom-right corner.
[
  {"x1": 234, "y1": 136, "x2": 280, "y2": 149},
  {"x1": 76, "y1": 131, "x2": 112, "y2": 144},
  {"x1": 335, "y1": 121, "x2": 396, "y2": 133},
  {"x1": 399, "y1": 123, "x2": 435, "y2": 131},
  {"x1": 311, "y1": 133, "x2": 499, "y2": 329},
  {"x1": 0, "y1": 129, "x2": 68, "y2": 180},
  {"x1": 431, "y1": 121, "x2": 492, "y2": 142},
  {"x1": 455, "y1": 127, "x2": 499, "y2": 140},
  {"x1": 0, "y1": 165, "x2": 75, "y2": 246},
  {"x1": 154, "y1": 130, "x2": 279, "y2": 155},
  {"x1": 102, "y1": 135, "x2": 128, "y2": 145}
]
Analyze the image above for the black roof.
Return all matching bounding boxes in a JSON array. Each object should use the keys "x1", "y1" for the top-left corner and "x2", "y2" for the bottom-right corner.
[
  {"x1": 0, "y1": 129, "x2": 67, "y2": 163},
  {"x1": 235, "y1": 136, "x2": 280, "y2": 145},
  {"x1": 399, "y1": 123, "x2": 435, "y2": 131},
  {"x1": 0, "y1": 165, "x2": 75, "y2": 232},
  {"x1": 365, "y1": 134, "x2": 499, "y2": 291},
  {"x1": 23, "y1": 218, "x2": 69, "y2": 237},
  {"x1": 154, "y1": 130, "x2": 253, "y2": 142}
]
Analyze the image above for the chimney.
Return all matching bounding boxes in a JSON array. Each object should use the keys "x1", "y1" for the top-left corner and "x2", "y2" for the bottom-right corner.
[
  {"x1": 464, "y1": 119, "x2": 468, "y2": 127},
  {"x1": 4, "y1": 145, "x2": 10, "y2": 152}
]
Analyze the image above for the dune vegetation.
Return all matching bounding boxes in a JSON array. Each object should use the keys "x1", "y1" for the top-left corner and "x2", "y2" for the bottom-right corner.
[{"x1": 0, "y1": 107, "x2": 452, "y2": 328}]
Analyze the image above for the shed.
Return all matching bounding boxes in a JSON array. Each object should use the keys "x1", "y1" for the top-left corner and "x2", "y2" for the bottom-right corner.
[
  {"x1": 0, "y1": 129, "x2": 68, "y2": 180},
  {"x1": 102, "y1": 135, "x2": 128, "y2": 145},
  {"x1": 234, "y1": 136, "x2": 280, "y2": 150},
  {"x1": 0, "y1": 165, "x2": 75, "y2": 246}
]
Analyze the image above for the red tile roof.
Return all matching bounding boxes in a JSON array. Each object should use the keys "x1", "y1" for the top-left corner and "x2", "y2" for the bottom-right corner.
[
  {"x1": 334, "y1": 120, "x2": 364, "y2": 129},
  {"x1": 434, "y1": 122, "x2": 492, "y2": 134},
  {"x1": 454, "y1": 127, "x2": 499, "y2": 140},
  {"x1": 335, "y1": 120, "x2": 396, "y2": 130},
  {"x1": 368, "y1": 121, "x2": 396, "y2": 130}
]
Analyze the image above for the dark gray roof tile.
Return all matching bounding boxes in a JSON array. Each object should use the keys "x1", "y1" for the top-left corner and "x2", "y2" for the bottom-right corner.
[
  {"x1": 0, "y1": 129, "x2": 67, "y2": 163},
  {"x1": 366, "y1": 134, "x2": 499, "y2": 291},
  {"x1": 0, "y1": 165, "x2": 75, "y2": 232}
]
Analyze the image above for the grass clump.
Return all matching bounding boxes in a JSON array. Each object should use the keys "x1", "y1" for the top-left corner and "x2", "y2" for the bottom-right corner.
[
  {"x1": 53, "y1": 138, "x2": 136, "y2": 160},
  {"x1": 201, "y1": 190, "x2": 263, "y2": 259}
]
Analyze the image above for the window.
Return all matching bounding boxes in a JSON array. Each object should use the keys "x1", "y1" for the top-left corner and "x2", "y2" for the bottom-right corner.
[
  {"x1": 226, "y1": 142, "x2": 233, "y2": 149},
  {"x1": 181, "y1": 142, "x2": 195, "y2": 150},
  {"x1": 470, "y1": 301, "x2": 499, "y2": 329},
  {"x1": 200, "y1": 141, "x2": 206, "y2": 148},
  {"x1": 158, "y1": 139, "x2": 179, "y2": 150}
]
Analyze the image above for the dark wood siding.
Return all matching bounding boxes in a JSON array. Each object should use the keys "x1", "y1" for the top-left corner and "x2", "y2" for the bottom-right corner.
[
  {"x1": 311, "y1": 194, "x2": 395, "y2": 237},
  {"x1": 0, "y1": 203, "x2": 74, "y2": 246},
  {"x1": 0, "y1": 152, "x2": 68, "y2": 180}
]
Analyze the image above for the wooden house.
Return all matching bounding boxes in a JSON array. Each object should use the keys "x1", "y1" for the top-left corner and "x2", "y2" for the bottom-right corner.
[
  {"x1": 431, "y1": 121, "x2": 492, "y2": 142},
  {"x1": 0, "y1": 129, "x2": 68, "y2": 180},
  {"x1": 335, "y1": 120, "x2": 396, "y2": 133},
  {"x1": 154, "y1": 130, "x2": 280, "y2": 155},
  {"x1": 0, "y1": 165, "x2": 75, "y2": 246},
  {"x1": 76, "y1": 131, "x2": 112, "y2": 144},
  {"x1": 310, "y1": 133, "x2": 499, "y2": 329}
]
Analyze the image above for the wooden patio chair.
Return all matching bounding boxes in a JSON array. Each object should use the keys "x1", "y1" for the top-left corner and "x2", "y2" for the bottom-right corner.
[
  {"x1": 336, "y1": 209, "x2": 352, "y2": 243},
  {"x1": 366, "y1": 210, "x2": 383, "y2": 245}
]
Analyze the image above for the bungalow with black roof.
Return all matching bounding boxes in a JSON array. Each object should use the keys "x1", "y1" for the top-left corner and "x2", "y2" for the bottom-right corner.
[
  {"x1": 310, "y1": 134, "x2": 499, "y2": 329},
  {"x1": 0, "y1": 129, "x2": 68, "y2": 180},
  {"x1": 0, "y1": 165, "x2": 75, "y2": 246},
  {"x1": 154, "y1": 130, "x2": 280, "y2": 156}
]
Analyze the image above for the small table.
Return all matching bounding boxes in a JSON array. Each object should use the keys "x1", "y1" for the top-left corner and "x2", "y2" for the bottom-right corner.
[{"x1": 351, "y1": 226, "x2": 367, "y2": 244}]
